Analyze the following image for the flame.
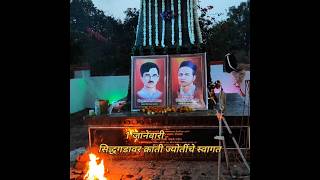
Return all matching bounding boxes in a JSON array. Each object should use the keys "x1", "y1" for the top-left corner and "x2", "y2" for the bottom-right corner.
[{"x1": 83, "y1": 153, "x2": 107, "y2": 180}]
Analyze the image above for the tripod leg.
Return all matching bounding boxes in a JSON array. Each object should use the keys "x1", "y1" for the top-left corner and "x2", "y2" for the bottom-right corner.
[
  {"x1": 222, "y1": 138, "x2": 230, "y2": 171},
  {"x1": 219, "y1": 118, "x2": 230, "y2": 171},
  {"x1": 223, "y1": 118, "x2": 250, "y2": 172},
  {"x1": 217, "y1": 119, "x2": 222, "y2": 180}
]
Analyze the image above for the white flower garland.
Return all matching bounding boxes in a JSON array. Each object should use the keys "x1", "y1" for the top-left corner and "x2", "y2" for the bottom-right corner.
[
  {"x1": 194, "y1": 0, "x2": 202, "y2": 43},
  {"x1": 143, "y1": 0, "x2": 146, "y2": 46},
  {"x1": 135, "y1": 0, "x2": 143, "y2": 46},
  {"x1": 161, "y1": 0, "x2": 165, "y2": 47},
  {"x1": 155, "y1": 0, "x2": 159, "y2": 46},
  {"x1": 178, "y1": 0, "x2": 182, "y2": 46},
  {"x1": 190, "y1": 0, "x2": 195, "y2": 44},
  {"x1": 171, "y1": 0, "x2": 174, "y2": 45},
  {"x1": 149, "y1": 0, "x2": 152, "y2": 46},
  {"x1": 187, "y1": 0, "x2": 192, "y2": 44}
]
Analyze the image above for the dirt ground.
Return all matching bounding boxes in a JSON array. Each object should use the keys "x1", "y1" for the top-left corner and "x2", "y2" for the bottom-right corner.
[{"x1": 71, "y1": 160, "x2": 249, "y2": 180}]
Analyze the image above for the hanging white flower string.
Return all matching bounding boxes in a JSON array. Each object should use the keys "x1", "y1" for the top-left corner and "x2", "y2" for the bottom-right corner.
[
  {"x1": 143, "y1": 0, "x2": 146, "y2": 46},
  {"x1": 161, "y1": 0, "x2": 165, "y2": 47},
  {"x1": 171, "y1": 0, "x2": 174, "y2": 45},
  {"x1": 155, "y1": 0, "x2": 159, "y2": 46},
  {"x1": 195, "y1": 0, "x2": 202, "y2": 43},
  {"x1": 149, "y1": 0, "x2": 152, "y2": 46},
  {"x1": 190, "y1": 0, "x2": 195, "y2": 44},
  {"x1": 134, "y1": 0, "x2": 142, "y2": 46},
  {"x1": 178, "y1": 0, "x2": 182, "y2": 46},
  {"x1": 187, "y1": 0, "x2": 192, "y2": 44}
]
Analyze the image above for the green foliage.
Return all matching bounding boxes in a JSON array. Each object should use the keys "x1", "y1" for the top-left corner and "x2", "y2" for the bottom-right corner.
[
  {"x1": 199, "y1": 1, "x2": 250, "y2": 63},
  {"x1": 70, "y1": 0, "x2": 138, "y2": 75}
]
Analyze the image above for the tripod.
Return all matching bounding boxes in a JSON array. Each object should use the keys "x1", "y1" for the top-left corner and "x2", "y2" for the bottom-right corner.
[{"x1": 215, "y1": 112, "x2": 250, "y2": 180}]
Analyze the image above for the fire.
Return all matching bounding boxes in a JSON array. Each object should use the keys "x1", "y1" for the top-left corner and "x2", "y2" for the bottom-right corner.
[{"x1": 83, "y1": 153, "x2": 107, "y2": 180}]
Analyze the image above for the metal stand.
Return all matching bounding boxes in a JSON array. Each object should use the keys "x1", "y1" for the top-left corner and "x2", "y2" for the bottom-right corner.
[
  {"x1": 242, "y1": 80, "x2": 250, "y2": 117},
  {"x1": 215, "y1": 114, "x2": 250, "y2": 180},
  {"x1": 239, "y1": 80, "x2": 250, "y2": 161}
]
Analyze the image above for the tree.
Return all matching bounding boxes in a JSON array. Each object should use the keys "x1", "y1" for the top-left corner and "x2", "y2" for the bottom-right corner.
[
  {"x1": 199, "y1": 0, "x2": 250, "y2": 63},
  {"x1": 70, "y1": 0, "x2": 250, "y2": 76},
  {"x1": 115, "y1": 8, "x2": 139, "y2": 74},
  {"x1": 70, "y1": 0, "x2": 126, "y2": 75},
  {"x1": 226, "y1": 1, "x2": 250, "y2": 54}
]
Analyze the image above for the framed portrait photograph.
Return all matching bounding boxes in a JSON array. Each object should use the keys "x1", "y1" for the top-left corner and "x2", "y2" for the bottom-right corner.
[
  {"x1": 169, "y1": 53, "x2": 208, "y2": 110},
  {"x1": 131, "y1": 55, "x2": 168, "y2": 111}
]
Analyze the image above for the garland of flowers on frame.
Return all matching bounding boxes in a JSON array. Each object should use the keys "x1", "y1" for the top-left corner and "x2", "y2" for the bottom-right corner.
[
  {"x1": 155, "y1": 0, "x2": 159, "y2": 46},
  {"x1": 171, "y1": 0, "x2": 174, "y2": 45},
  {"x1": 134, "y1": 0, "x2": 143, "y2": 46},
  {"x1": 161, "y1": 0, "x2": 165, "y2": 47},
  {"x1": 143, "y1": 0, "x2": 146, "y2": 46},
  {"x1": 178, "y1": 0, "x2": 182, "y2": 46},
  {"x1": 149, "y1": 0, "x2": 152, "y2": 46}
]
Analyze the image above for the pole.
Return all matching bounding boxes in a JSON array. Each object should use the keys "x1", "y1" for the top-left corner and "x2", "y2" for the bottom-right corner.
[{"x1": 217, "y1": 117, "x2": 222, "y2": 180}]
